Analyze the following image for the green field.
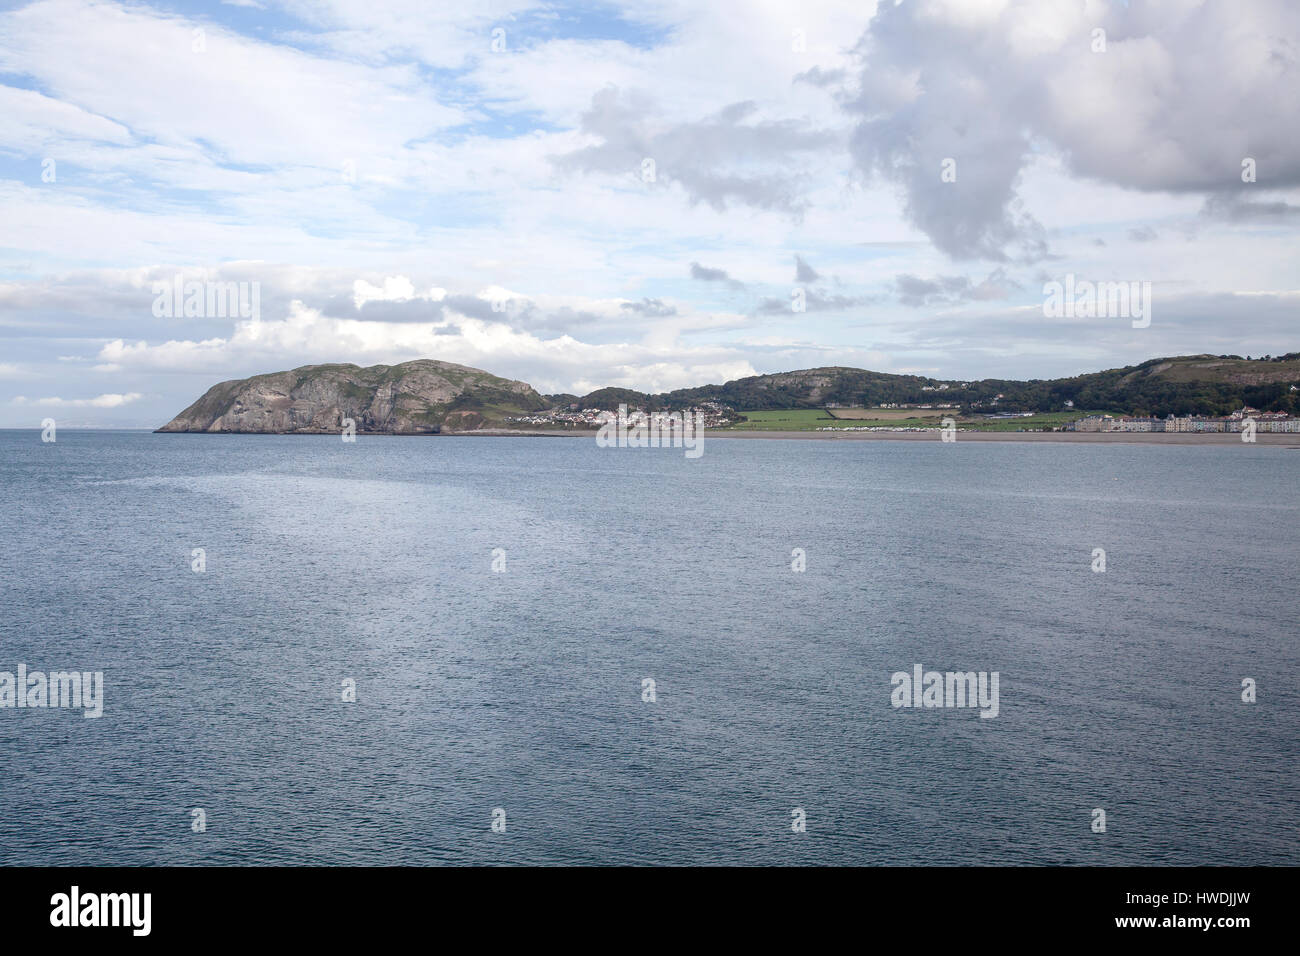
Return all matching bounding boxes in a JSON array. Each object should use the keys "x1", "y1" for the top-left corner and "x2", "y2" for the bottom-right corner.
[
  {"x1": 967, "y1": 411, "x2": 1110, "y2": 431},
  {"x1": 721, "y1": 409, "x2": 844, "y2": 430},
  {"x1": 827, "y1": 407, "x2": 950, "y2": 420},
  {"x1": 720, "y1": 408, "x2": 961, "y2": 431}
]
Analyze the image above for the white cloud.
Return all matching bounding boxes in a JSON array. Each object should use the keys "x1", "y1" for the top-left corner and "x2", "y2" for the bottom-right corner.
[
  {"x1": 12, "y1": 392, "x2": 144, "y2": 408},
  {"x1": 0, "y1": 84, "x2": 132, "y2": 149},
  {"x1": 0, "y1": 0, "x2": 1296, "y2": 426},
  {"x1": 90, "y1": 295, "x2": 771, "y2": 395},
  {"x1": 0, "y1": 0, "x2": 465, "y2": 169},
  {"x1": 837, "y1": 0, "x2": 1300, "y2": 259}
]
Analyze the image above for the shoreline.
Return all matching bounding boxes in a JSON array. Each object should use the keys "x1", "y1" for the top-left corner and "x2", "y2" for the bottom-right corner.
[
  {"x1": 144, "y1": 427, "x2": 1300, "y2": 446},
  {"x1": 702, "y1": 429, "x2": 1300, "y2": 445},
  {"x1": 476, "y1": 427, "x2": 1300, "y2": 445}
]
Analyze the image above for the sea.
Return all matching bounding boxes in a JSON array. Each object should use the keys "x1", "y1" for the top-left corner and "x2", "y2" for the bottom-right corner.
[{"x1": 0, "y1": 429, "x2": 1296, "y2": 865}]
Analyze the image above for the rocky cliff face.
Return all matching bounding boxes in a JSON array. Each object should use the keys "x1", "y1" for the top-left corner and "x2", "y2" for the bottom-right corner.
[{"x1": 156, "y1": 360, "x2": 548, "y2": 434}]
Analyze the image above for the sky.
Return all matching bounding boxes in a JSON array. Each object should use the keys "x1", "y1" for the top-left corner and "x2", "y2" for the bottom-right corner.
[{"x1": 0, "y1": 0, "x2": 1297, "y2": 426}]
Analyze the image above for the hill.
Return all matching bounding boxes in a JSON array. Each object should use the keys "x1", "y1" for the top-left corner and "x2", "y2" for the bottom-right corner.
[
  {"x1": 627, "y1": 354, "x2": 1300, "y2": 417},
  {"x1": 158, "y1": 352, "x2": 1300, "y2": 433},
  {"x1": 155, "y1": 360, "x2": 548, "y2": 434}
]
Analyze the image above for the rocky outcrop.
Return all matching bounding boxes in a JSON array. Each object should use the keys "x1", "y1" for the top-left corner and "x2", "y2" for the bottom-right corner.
[{"x1": 156, "y1": 360, "x2": 547, "y2": 434}]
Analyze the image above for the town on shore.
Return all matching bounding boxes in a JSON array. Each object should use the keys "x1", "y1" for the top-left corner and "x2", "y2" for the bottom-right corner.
[
  {"x1": 1068, "y1": 406, "x2": 1299, "y2": 433},
  {"x1": 505, "y1": 401, "x2": 735, "y2": 429},
  {"x1": 507, "y1": 401, "x2": 1299, "y2": 435}
]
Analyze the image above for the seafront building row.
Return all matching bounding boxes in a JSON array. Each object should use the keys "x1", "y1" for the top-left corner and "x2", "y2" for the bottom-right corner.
[{"x1": 1068, "y1": 407, "x2": 1300, "y2": 433}]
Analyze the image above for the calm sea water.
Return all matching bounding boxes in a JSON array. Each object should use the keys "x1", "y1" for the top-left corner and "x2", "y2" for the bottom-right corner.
[{"x1": 0, "y1": 430, "x2": 1296, "y2": 865}]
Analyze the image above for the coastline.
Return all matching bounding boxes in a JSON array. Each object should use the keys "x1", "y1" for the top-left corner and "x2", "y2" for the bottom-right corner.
[
  {"x1": 702, "y1": 429, "x2": 1300, "y2": 445},
  {"x1": 469, "y1": 428, "x2": 1300, "y2": 445},
  {"x1": 152, "y1": 426, "x2": 1300, "y2": 444},
  {"x1": 147, "y1": 427, "x2": 1300, "y2": 446}
]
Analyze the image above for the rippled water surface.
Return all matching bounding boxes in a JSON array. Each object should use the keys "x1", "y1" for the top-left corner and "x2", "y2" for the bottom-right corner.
[{"x1": 0, "y1": 430, "x2": 1296, "y2": 865}]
